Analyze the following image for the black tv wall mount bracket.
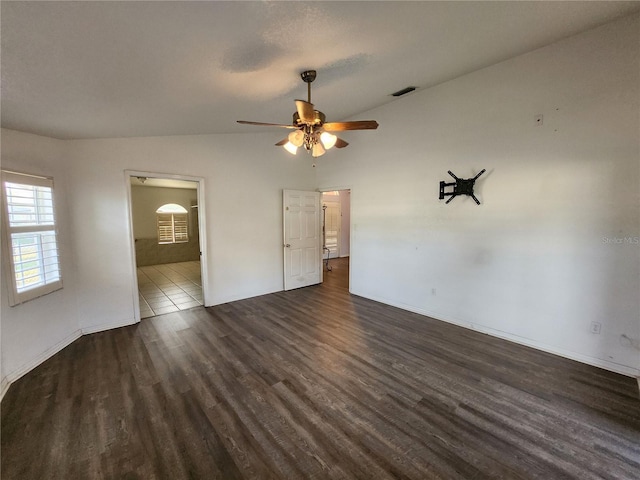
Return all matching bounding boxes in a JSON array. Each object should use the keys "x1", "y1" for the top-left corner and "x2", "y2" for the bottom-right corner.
[{"x1": 439, "y1": 169, "x2": 486, "y2": 205}]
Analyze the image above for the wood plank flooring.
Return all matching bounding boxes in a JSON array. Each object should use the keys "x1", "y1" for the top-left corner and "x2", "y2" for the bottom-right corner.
[{"x1": 2, "y1": 257, "x2": 639, "y2": 479}]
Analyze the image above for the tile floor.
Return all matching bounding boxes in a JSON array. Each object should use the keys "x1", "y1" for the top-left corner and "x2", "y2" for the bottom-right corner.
[{"x1": 137, "y1": 261, "x2": 203, "y2": 318}]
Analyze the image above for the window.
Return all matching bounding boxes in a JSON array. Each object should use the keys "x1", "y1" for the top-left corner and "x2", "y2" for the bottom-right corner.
[
  {"x1": 1, "y1": 171, "x2": 63, "y2": 305},
  {"x1": 156, "y1": 203, "x2": 188, "y2": 244}
]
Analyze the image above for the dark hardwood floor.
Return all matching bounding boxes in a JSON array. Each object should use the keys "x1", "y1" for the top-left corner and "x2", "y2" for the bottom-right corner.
[{"x1": 2, "y1": 257, "x2": 639, "y2": 479}]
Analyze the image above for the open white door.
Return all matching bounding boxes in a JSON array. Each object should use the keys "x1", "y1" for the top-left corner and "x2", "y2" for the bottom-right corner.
[{"x1": 283, "y1": 190, "x2": 321, "y2": 290}]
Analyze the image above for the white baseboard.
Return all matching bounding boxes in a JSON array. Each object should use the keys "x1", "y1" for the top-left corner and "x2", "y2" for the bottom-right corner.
[
  {"x1": 1, "y1": 376, "x2": 11, "y2": 400},
  {"x1": 350, "y1": 289, "x2": 640, "y2": 378},
  {"x1": 1, "y1": 317, "x2": 138, "y2": 402},
  {"x1": 81, "y1": 317, "x2": 138, "y2": 335},
  {"x1": 1, "y1": 328, "x2": 82, "y2": 401},
  {"x1": 210, "y1": 288, "x2": 281, "y2": 307}
]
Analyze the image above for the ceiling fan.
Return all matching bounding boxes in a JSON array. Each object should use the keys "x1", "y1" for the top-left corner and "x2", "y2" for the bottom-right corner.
[{"x1": 237, "y1": 70, "x2": 378, "y2": 158}]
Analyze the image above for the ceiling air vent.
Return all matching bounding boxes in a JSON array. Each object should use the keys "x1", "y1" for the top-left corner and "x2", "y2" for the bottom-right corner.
[{"x1": 391, "y1": 86, "x2": 416, "y2": 97}]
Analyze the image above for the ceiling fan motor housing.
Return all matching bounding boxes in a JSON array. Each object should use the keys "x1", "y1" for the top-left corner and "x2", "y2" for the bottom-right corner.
[
  {"x1": 293, "y1": 110, "x2": 326, "y2": 126},
  {"x1": 300, "y1": 70, "x2": 317, "y2": 83}
]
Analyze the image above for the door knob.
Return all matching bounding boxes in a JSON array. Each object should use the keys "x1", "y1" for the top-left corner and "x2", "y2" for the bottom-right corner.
[{"x1": 284, "y1": 244, "x2": 291, "y2": 248}]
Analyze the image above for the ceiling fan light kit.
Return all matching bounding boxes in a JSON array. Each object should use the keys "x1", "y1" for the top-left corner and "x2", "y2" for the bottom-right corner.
[
  {"x1": 237, "y1": 70, "x2": 378, "y2": 161},
  {"x1": 320, "y1": 131, "x2": 337, "y2": 149}
]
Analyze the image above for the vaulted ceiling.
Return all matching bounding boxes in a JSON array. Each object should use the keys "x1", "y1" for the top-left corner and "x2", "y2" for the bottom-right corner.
[{"x1": 2, "y1": 1, "x2": 638, "y2": 140}]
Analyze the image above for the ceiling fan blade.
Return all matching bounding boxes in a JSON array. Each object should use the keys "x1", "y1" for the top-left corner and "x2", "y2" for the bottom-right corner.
[
  {"x1": 322, "y1": 120, "x2": 379, "y2": 131},
  {"x1": 237, "y1": 120, "x2": 297, "y2": 129},
  {"x1": 275, "y1": 138, "x2": 289, "y2": 146},
  {"x1": 335, "y1": 137, "x2": 349, "y2": 148},
  {"x1": 295, "y1": 100, "x2": 315, "y2": 124}
]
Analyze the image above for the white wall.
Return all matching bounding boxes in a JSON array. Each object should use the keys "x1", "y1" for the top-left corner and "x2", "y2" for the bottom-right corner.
[
  {"x1": 1, "y1": 130, "x2": 316, "y2": 396},
  {"x1": 317, "y1": 14, "x2": 640, "y2": 376},
  {"x1": 66, "y1": 133, "x2": 315, "y2": 330},
  {"x1": 1, "y1": 129, "x2": 81, "y2": 397}
]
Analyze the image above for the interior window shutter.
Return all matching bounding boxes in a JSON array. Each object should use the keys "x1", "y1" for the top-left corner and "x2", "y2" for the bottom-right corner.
[
  {"x1": 157, "y1": 213, "x2": 174, "y2": 244},
  {"x1": 174, "y1": 214, "x2": 188, "y2": 243},
  {"x1": 2, "y1": 171, "x2": 63, "y2": 305},
  {"x1": 157, "y1": 212, "x2": 189, "y2": 244}
]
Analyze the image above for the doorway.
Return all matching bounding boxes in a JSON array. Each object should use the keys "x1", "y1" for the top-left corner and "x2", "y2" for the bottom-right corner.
[
  {"x1": 126, "y1": 172, "x2": 207, "y2": 319},
  {"x1": 321, "y1": 189, "x2": 351, "y2": 289}
]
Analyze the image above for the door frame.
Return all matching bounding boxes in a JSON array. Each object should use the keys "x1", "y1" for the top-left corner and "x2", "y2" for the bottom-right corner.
[{"x1": 125, "y1": 170, "x2": 209, "y2": 322}]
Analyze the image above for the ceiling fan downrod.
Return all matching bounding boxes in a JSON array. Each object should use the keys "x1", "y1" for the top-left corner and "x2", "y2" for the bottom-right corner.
[{"x1": 300, "y1": 70, "x2": 316, "y2": 103}]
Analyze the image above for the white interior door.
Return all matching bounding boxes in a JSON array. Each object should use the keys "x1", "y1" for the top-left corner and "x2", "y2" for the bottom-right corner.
[{"x1": 283, "y1": 190, "x2": 321, "y2": 290}]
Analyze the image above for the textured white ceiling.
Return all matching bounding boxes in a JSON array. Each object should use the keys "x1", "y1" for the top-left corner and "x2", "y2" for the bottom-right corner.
[{"x1": 2, "y1": 1, "x2": 639, "y2": 140}]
